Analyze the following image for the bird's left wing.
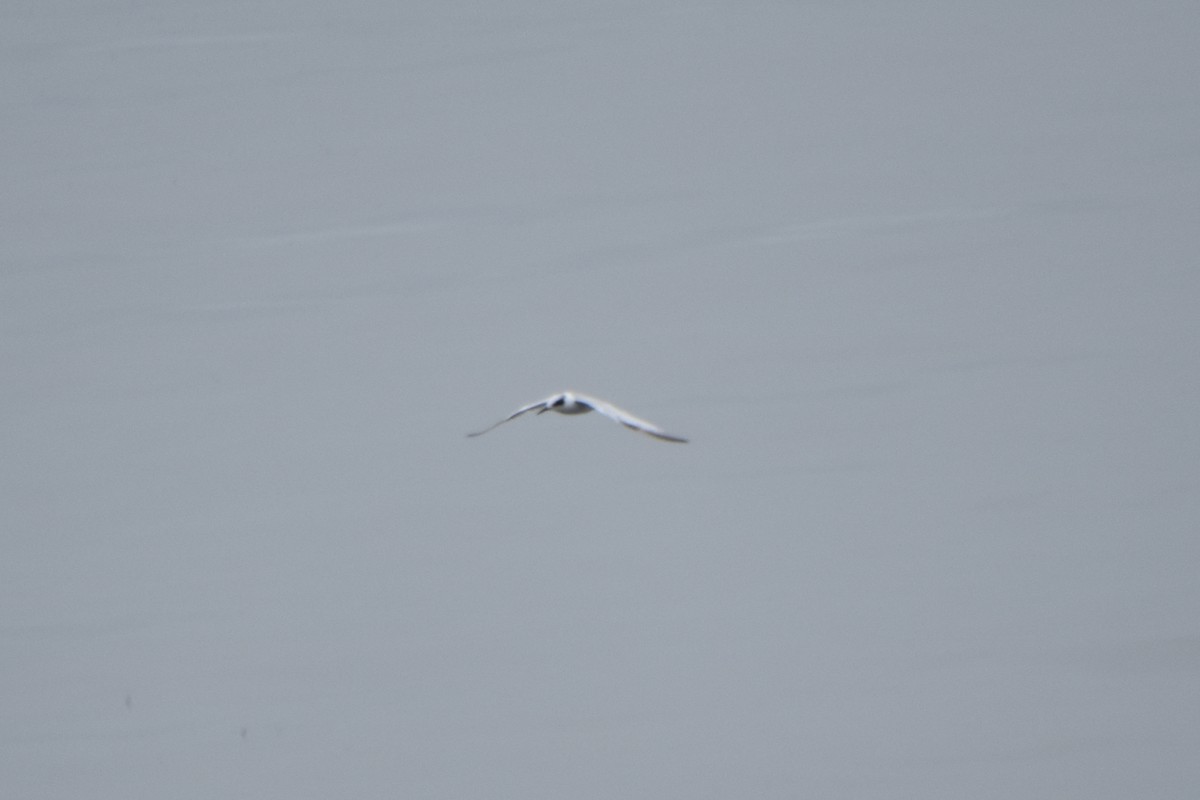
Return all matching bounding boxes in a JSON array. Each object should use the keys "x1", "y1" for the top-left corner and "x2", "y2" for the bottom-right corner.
[{"x1": 578, "y1": 395, "x2": 689, "y2": 443}]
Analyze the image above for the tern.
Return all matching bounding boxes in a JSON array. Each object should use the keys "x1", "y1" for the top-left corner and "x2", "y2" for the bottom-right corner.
[{"x1": 467, "y1": 391, "x2": 688, "y2": 443}]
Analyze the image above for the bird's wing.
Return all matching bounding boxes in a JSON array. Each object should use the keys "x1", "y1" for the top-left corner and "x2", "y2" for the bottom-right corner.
[
  {"x1": 577, "y1": 395, "x2": 688, "y2": 443},
  {"x1": 466, "y1": 397, "x2": 551, "y2": 437}
]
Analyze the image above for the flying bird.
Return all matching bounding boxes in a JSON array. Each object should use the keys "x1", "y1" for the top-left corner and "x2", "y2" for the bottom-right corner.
[{"x1": 467, "y1": 391, "x2": 688, "y2": 443}]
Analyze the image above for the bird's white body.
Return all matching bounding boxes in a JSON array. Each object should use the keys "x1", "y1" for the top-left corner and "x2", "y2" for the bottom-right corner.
[
  {"x1": 544, "y1": 393, "x2": 591, "y2": 415},
  {"x1": 468, "y1": 391, "x2": 687, "y2": 443}
]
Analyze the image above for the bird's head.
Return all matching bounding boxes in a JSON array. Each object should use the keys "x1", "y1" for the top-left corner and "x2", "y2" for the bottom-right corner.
[{"x1": 539, "y1": 393, "x2": 570, "y2": 414}]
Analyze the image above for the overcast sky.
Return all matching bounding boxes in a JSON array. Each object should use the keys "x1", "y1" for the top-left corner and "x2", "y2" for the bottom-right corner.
[{"x1": 3, "y1": 2, "x2": 1199, "y2": 798}]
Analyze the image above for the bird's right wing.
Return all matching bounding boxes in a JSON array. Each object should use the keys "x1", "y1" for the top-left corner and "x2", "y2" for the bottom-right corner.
[{"x1": 466, "y1": 398, "x2": 550, "y2": 437}]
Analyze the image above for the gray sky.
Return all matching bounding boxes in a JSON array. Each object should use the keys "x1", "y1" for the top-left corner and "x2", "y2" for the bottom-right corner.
[{"x1": 3, "y1": 2, "x2": 1198, "y2": 798}]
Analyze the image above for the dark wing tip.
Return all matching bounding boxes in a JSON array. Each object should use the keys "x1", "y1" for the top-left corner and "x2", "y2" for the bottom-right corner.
[
  {"x1": 466, "y1": 423, "x2": 501, "y2": 438},
  {"x1": 621, "y1": 421, "x2": 688, "y2": 443}
]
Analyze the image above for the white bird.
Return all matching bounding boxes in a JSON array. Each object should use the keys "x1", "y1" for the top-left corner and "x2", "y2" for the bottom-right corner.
[{"x1": 467, "y1": 391, "x2": 688, "y2": 443}]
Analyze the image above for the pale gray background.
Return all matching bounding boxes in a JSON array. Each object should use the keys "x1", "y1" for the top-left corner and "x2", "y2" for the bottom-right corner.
[{"x1": 3, "y1": 1, "x2": 1198, "y2": 798}]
